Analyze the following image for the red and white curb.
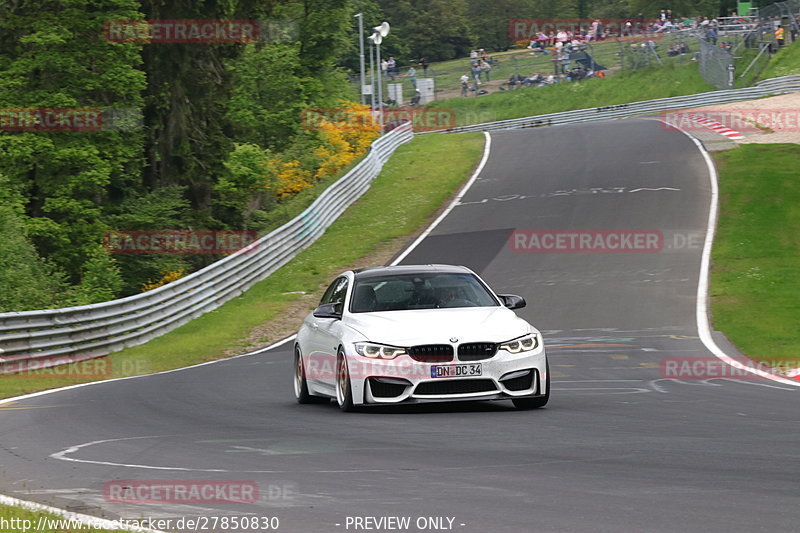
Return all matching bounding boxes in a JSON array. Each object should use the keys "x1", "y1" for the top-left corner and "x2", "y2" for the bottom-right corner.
[
  {"x1": 685, "y1": 113, "x2": 745, "y2": 140},
  {"x1": 784, "y1": 368, "x2": 800, "y2": 380}
]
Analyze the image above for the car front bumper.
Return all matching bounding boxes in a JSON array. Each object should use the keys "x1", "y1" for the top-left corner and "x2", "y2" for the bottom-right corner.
[{"x1": 345, "y1": 348, "x2": 548, "y2": 405}]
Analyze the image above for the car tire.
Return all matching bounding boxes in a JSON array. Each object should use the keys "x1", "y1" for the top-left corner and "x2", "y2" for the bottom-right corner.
[
  {"x1": 335, "y1": 348, "x2": 356, "y2": 412},
  {"x1": 294, "y1": 345, "x2": 328, "y2": 404},
  {"x1": 512, "y1": 361, "x2": 550, "y2": 410}
]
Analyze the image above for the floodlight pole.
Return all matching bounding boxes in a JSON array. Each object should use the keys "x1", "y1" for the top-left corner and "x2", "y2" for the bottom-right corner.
[
  {"x1": 375, "y1": 39, "x2": 384, "y2": 134},
  {"x1": 368, "y1": 37, "x2": 376, "y2": 118},
  {"x1": 355, "y1": 13, "x2": 366, "y2": 105}
]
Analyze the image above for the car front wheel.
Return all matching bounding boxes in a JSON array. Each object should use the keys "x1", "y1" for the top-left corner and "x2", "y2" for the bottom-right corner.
[
  {"x1": 294, "y1": 346, "x2": 328, "y2": 404},
  {"x1": 335, "y1": 348, "x2": 355, "y2": 412},
  {"x1": 512, "y1": 361, "x2": 550, "y2": 410}
]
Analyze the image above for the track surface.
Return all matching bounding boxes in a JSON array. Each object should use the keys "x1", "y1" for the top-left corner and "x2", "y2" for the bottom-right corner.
[{"x1": 2, "y1": 119, "x2": 799, "y2": 532}]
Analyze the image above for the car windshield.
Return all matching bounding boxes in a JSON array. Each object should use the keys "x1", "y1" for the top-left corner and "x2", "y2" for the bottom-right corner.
[{"x1": 349, "y1": 272, "x2": 499, "y2": 313}]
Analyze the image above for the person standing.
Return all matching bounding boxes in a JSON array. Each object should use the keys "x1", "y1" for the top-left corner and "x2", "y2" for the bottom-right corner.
[
  {"x1": 471, "y1": 62, "x2": 482, "y2": 84},
  {"x1": 386, "y1": 56, "x2": 396, "y2": 81},
  {"x1": 406, "y1": 66, "x2": 417, "y2": 89},
  {"x1": 460, "y1": 73, "x2": 469, "y2": 97},
  {"x1": 775, "y1": 26, "x2": 785, "y2": 47},
  {"x1": 381, "y1": 58, "x2": 388, "y2": 80},
  {"x1": 419, "y1": 57, "x2": 429, "y2": 75},
  {"x1": 479, "y1": 59, "x2": 491, "y2": 82}
]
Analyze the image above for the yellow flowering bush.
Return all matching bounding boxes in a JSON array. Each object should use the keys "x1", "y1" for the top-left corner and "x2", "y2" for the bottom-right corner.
[{"x1": 141, "y1": 268, "x2": 186, "y2": 292}]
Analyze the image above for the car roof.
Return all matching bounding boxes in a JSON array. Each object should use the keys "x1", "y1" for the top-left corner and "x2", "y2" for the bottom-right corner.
[{"x1": 352, "y1": 264, "x2": 473, "y2": 279}]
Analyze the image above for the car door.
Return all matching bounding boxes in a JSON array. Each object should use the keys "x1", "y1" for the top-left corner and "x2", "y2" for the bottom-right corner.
[{"x1": 306, "y1": 276, "x2": 349, "y2": 392}]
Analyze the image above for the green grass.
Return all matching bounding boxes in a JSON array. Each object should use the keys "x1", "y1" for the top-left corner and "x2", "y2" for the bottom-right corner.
[
  {"x1": 759, "y1": 38, "x2": 800, "y2": 79},
  {"x1": 0, "y1": 132, "x2": 485, "y2": 400},
  {"x1": 711, "y1": 144, "x2": 800, "y2": 368},
  {"x1": 0, "y1": 504, "x2": 120, "y2": 532},
  {"x1": 428, "y1": 61, "x2": 713, "y2": 126}
]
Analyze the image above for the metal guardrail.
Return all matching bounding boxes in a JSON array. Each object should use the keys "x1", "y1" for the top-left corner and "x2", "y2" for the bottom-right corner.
[
  {"x1": 440, "y1": 74, "x2": 800, "y2": 133},
  {"x1": 0, "y1": 123, "x2": 414, "y2": 373}
]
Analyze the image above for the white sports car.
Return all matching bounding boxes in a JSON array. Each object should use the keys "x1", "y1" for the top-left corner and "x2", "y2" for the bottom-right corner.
[{"x1": 293, "y1": 265, "x2": 549, "y2": 411}]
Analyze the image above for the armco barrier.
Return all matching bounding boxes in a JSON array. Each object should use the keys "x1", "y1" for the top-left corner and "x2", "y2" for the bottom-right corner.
[
  {"x1": 441, "y1": 74, "x2": 800, "y2": 133},
  {"x1": 0, "y1": 123, "x2": 413, "y2": 373}
]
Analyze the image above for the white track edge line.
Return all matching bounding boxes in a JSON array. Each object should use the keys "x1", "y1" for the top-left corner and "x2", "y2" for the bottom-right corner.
[
  {"x1": 0, "y1": 494, "x2": 163, "y2": 533},
  {"x1": 391, "y1": 131, "x2": 492, "y2": 265},
  {"x1": 676, "y1": 126, "x2": 799, "y2": 387},
  {"x1": 0, "y1": 335, "x2": 296, "y2": 407}
]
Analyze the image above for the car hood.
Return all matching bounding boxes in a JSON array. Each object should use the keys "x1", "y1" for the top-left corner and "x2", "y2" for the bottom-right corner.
[{"x1": 344, "y1": 306, "x2": 533, "y2": 346}]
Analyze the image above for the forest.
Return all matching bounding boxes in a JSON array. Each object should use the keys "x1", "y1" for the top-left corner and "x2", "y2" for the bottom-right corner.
[{"x1": 0, "y1": 0, "x2": 766, "y2": 311}]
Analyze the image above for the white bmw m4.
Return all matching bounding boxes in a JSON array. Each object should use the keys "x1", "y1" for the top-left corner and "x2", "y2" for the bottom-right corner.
[{"x1": 293, "y1": 265, "x2": 549, "y2": 411}]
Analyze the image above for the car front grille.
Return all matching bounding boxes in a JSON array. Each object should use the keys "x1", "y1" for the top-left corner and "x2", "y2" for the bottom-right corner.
[
  {"x1": 458, "y1": 342, "x2": 498, "y2": 361},
  {"x1": 501, "y1": 370, "x2": 535, "y2": 391},
  {"x1": 368, "y1": 377, "x2": 409, "y2": 398},
  {"x1": 408, "y1": 344, "x2": 454, "y2": 363},
  {"x1": 414, "y1": 379, "x2": 497, "y2": 396}
]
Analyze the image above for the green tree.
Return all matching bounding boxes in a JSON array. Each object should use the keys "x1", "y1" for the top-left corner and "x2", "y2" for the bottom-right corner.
[
  {"x1": 0, "y1": 0, "x2": 145, "y2": 289},
  {"x1": 0, "y1": 203, "x2": 67, "y2": 312}
]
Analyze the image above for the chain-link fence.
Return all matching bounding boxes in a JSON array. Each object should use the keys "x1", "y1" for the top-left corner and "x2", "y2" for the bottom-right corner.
[{"x1": 698, "y1": 37, "x2": 735, "y2": 89}]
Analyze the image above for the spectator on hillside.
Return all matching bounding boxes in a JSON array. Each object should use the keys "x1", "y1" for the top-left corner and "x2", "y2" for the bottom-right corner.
[
  {"x1": 538, "y1": 31, "x2": 548, "y2": 48},
  {"x1": 470, "y1": 49, "x2": 478, "y2": 60},
  {"x1": 460, "y1": 73, "x2": 469, "y2": 96},
  {"x1": 386, "y1": 57, "x2": 396, "y2": 80},
  {"x1": 471, "y1": 63, "x2": 482, "y2": 84},
  {"x1": 406, "y1": 66, "x2": 417, "y2": 89},
  {"x1": 419, "y1": 57, "x2": 429, "y2": 75},
  {"x1": 706, "y1": 26, "x2": 717, "y2": 44},
  {"x1": 381, "y1": 59, "x2": 388, "y2": 79},
  {"x1": 479, "y1": 59, "x2": 491, "y2": 81},
  {"x1": 623, "y1": 19, "x2": 633, "y2": 36},
  {"x1": 775, "y1": 26, "x2": 785, "y2": 47}
]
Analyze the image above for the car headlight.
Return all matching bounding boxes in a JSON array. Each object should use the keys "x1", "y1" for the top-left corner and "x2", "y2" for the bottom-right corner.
[
  {"x1": 499, "y1": 333, "x2": 539, "y2": 354},
  {"x1": 354, "y1": 342, "x2": 407, "y2": 359}
]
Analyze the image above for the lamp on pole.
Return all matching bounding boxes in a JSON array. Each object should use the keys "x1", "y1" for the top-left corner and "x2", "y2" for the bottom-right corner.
[
  {"x1": 372, "y1": 22, "x2": 390, "y2": 134},
  {"x1": 354, "y1": 13, "x2": 366, "y2": 105},
  {"x1": 367, "y1": 33, "x2": 377, "y2": 119}
]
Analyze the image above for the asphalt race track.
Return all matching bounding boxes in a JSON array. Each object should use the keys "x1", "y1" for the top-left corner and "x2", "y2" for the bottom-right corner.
[{"x1": 2, "y1": 119, "x2": 799, "y2": 533}]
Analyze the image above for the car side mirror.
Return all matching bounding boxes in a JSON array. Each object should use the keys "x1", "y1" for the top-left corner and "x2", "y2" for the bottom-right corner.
[
  {"x1": 498, "y1": 294, "x2": 526, "y2": 310},
  {"x1": 313, "y1": 302, "x2": 342, "y2": 319}
]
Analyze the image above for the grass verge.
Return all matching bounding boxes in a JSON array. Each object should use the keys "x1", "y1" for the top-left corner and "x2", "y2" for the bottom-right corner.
[
  {"x1": 0, "y1": 504, "x2": 121, "y2": 533},
  {"x1": 0, "y1": 132, "x2": 485, "y2": 400},
  {"x1": 429, "y1": 61, "x2": 713, "y2": 126},
  {"x1": 760, "y1": 38, "x2": 800, "y2": 80},
  {"x1": 711, "y1": 144, "x2": 800, "y2": 367}
]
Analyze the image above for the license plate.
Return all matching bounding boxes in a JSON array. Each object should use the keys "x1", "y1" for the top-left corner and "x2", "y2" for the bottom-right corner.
[{"x1": 431, "y1": 363, "x2": 482, "y2": 378}]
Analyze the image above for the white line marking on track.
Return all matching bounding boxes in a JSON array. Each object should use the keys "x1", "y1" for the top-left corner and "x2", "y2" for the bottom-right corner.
[
  {"x1": 392, "y1": 131, "x2": 491, "y2": 265},
  {"x1": 655, "y1": 119, "x2": 799, "y2": 388}
]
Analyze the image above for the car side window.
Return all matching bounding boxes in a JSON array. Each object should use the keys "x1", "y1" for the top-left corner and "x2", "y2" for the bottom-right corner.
[
  {"x1": 320, "y1": 279, "x2": 339, "y2": 305},
  {"x1": 329, "y1": 277, "x2": 349, "y2": 306},
  {"x1": 320, "y1": 277, "x2": 348, "y2": 307}
]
